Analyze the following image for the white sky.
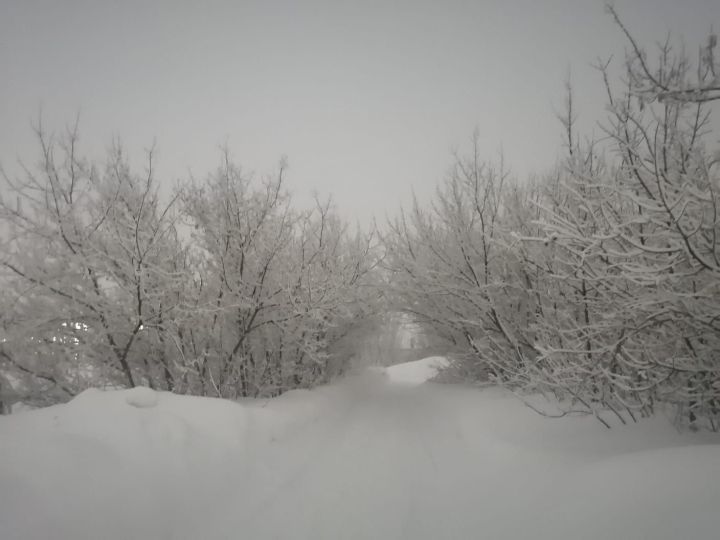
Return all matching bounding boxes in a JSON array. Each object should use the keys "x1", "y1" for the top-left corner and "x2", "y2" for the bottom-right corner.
[{"x1": 1, "y1": 0, "x2": 718, "y2": 225}]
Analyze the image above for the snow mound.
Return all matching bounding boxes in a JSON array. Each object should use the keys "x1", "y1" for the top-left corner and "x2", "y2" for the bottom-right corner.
[
  {"x1": 124, "y1": 386, "x2": 158, "y2": 408},
  {"x1": 384, "y1": 356, "x2": 450, "y2": 384}
]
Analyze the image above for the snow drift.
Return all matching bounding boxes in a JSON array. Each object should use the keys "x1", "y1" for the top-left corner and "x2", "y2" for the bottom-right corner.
[{"x1": 384, "y1": 355, "x2": 449, "y2": 384}]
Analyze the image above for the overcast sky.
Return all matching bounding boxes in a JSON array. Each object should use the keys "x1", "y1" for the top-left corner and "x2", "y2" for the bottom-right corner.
[{"x1": 1, "y1": 0, "x2": 718, "y2": 225}]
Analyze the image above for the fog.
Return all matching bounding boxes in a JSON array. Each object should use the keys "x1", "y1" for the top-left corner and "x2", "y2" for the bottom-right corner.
[{"x1": 2, "y1": 0, "x2": 717, "y2": 225}]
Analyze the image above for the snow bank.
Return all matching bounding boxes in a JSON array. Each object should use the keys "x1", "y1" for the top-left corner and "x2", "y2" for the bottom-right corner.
[
  {"x1": 1, "y1": 363, "x2": 719, "y2": 539},
  {"x1": 384, "y1": 355, "x2": 450, "y2": 384},
  {"x1": 0, "y1": 384, "x2": 340, "y2": 540}
]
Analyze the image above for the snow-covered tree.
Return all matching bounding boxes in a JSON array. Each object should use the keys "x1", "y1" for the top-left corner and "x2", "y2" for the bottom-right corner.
[
  {"x1": 383, "y1": 134, "x2": 538, "y2": 383},
  {"x1": 528, "y1": 12, "x2": 720, "y2": 428},
  {"x1": 0, "y1": 121, "x2": 186, "y2": 403},
  {"x1": 383, "y1": 11, "x2": 720, "y2": 430}
]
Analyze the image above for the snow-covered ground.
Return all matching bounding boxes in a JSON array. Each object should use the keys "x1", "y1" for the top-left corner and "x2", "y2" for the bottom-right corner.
[
  {"x1": 384, "y1": 355, "x2": 449, "y2": 384},
  {"x1": 1, "y1": 358, "x2": 719, "y2": 540}
]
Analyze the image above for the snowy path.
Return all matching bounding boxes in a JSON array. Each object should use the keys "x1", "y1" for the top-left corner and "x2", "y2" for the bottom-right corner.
[
  {"x1": 216, "y1": 380, "x2": 550, "y2": 539},
  {"x1": 2, "y1": 361, "x2": 720, "y2": 539}
]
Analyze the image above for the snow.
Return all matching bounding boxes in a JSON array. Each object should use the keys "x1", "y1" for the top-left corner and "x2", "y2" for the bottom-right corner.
[
  {"x1": 384, "y1": 355, "x2": 449, "y2": 384},
  {"x1": 1, "y1": 358, "x2": 719, "y2": 539},
  {"x1": 124, "y1": 386, "x2": 158, "y2": 408}
]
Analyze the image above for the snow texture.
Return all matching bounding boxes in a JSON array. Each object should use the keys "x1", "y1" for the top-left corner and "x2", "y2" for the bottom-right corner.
[
  {"x1": 1, "y1": 358, "x2": 719, "y2": 540},
  {"x1": 384, "y1": 355, "x2": 449, "y2": 384},
  {"x1": 124, "y1": 386, "x2": 158, "y2": 408}
]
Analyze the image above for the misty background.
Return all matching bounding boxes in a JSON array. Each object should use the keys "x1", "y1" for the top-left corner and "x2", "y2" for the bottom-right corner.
[{"x1": 2, "y1": 0, "x2": 718, "y2": 225}]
